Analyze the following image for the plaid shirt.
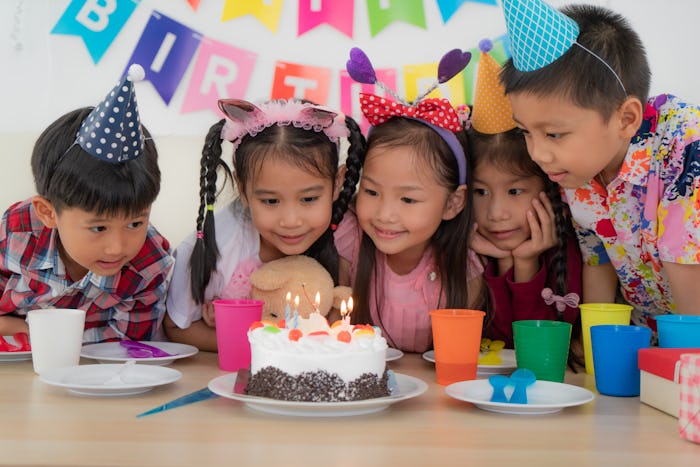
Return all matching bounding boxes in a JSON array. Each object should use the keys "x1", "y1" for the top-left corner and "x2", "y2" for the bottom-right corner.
[{"x1": 0, "y1": 199, "x2": 174, "y2": 343}]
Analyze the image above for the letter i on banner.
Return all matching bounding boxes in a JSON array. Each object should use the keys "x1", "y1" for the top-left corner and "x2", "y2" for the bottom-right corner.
[
  {"x1": 271, "y1": 62, "x2": 331, "y2": 105},
  {"x1": 181, "y1": 39, "x2": 258, "y2": 115},
  {"x1": 124, "y1": 11, "x2": 202, "y2": 105},
  {"x1": 51, "y1": 0, "x2": 139, "y2": 64},
  {"x1": 339, "y1": 69, "x2": 397, "y2": 134}
]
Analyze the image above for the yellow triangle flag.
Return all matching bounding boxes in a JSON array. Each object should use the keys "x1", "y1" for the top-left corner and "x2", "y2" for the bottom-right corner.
[{"x1": 221, "y1": 0, "x2": 284, "y2": 33}]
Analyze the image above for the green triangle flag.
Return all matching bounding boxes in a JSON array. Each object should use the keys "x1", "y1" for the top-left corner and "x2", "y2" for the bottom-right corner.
[{"x1": 366, "y1": 0, "x2": 427, "y2": 37}]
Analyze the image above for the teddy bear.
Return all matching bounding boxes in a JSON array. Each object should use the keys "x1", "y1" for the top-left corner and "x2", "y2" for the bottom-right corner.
[{"x1": 249, "y1": 255, "x2": 352, "y2": 323}]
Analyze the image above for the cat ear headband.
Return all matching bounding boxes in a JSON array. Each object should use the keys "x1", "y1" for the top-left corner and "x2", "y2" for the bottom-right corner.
[
  {"x1": 346, "y1": 47, "x2": 471, "y2": 185},
  {"x1": 218, "y1": 98, "x2": 350, "y2": 152}
]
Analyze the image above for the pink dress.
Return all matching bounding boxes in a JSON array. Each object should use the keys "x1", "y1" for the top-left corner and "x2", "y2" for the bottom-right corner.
[{"x1": 335, "y1": 211, "x2": 483, "y2": 353}]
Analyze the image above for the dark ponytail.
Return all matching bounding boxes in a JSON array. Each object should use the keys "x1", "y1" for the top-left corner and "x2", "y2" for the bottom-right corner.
[{"x1": 189, "y1": 119, "x2": 232, "y2": 304}]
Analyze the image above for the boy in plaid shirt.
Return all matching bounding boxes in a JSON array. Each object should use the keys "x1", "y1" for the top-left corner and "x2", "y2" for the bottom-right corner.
[{"x1": 0, "y1": 66, "x2": 173, "y2": 343}]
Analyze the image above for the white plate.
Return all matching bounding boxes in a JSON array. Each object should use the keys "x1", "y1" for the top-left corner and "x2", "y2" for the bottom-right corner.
[
  {"x1": 422, "y1": 349, "x2": 517, "y2": 375},
  {"x1": 208, "y1": 372, "x2": 427, "y2": 417},
  {"x1": 385, "y1": 348, "x2": 404, "y2": 362},
  {"x1": 40, "y1": 363, "x2": 182, "y2": 396},
  {"x1": 0, "y1": 335, "x2": 32, "y2": 362},
  {"x1": 445, "y1": 379, "x2": 595, "y2": 415},
  {"x1": 80, "y1": 341, "x2": 198, "y2": 365}
]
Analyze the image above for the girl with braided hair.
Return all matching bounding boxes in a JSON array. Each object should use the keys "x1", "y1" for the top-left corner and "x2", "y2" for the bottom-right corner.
[
  {"x1": 165, "y1": 99, "x2": 365, "y2": 350},
  {"x1": 467, "y1": 41, "x2": 582, "y2": 352}
]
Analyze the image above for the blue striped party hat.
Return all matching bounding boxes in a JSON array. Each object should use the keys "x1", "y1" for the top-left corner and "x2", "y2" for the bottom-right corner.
[{"x1": 501, "y1": 0, "x2": 579, "y2": 72}]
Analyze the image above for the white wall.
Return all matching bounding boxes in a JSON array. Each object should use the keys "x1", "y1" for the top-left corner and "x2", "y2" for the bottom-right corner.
[{"x1": 1, "y1": 0, "x2": 698, "y2": 246}]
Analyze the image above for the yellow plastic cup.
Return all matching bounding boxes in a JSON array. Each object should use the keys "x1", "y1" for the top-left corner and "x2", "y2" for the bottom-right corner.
[
  {"x1": 429, "y1": 309, "x2": 485, "y2": 385},
  {"x1": 579, "y1": 303, "x2": 632, "y2": 375}
]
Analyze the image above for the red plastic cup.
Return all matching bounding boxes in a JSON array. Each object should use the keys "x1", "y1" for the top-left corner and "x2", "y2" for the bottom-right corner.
[
  {"x1": 429, "y1": 309, "x2": 485, "y2": 385},
  {"x1": 213, "y1": 299, "x2": 263, "y2": 372}
]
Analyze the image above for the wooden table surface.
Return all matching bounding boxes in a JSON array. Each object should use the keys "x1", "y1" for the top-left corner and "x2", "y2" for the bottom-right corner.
[{"x1": 1, "y1": 351, "x2": 698, "y2": 466}]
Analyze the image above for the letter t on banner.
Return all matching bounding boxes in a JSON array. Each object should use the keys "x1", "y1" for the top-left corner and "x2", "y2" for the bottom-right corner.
[
  {"x1": 51, "y1": 0, "x2": 139, "y2": 64},
  {"x1": 271, "y1": 62, "x2": 331, "y2": 105},
  {"x1": 124, "y1": 11, "x2": 202, "y2": 105},
  {"x1": 181, "y1": 39, "x2": 258, "y2": 114}
]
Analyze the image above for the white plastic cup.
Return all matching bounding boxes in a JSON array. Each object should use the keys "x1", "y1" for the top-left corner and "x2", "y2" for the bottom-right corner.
[{"x1": 26, "y1": 308, "x2": 86, "y2": 374}]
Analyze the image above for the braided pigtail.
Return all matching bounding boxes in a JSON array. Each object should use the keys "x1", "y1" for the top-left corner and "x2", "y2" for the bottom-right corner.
[
  {"x1": 545, "y1": 181, "x2": 570, "y2": 317},
  {"x1": 189, "y1": 120, "x2": 231, "y2": 304},
  {"x1": 331, "y1": 116, "x2": 366, "y2": 227}
]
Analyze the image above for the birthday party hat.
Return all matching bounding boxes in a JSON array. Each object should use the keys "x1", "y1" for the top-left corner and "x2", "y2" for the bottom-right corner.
[
  {"x1": 501, "y1": 0, "x2": 579, "y2": 72},
  {"x1": 470, "y1": 39, "x2": 516, "y2": 134},
  {"x1": 76, "y1": 64, "x2": 146, "y2": 163}
]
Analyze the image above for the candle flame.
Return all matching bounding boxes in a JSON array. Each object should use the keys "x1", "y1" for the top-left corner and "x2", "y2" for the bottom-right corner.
[
  {"x1": 294, "y1": 295, "x2": 300, "y2": 307},
  {"x1": 285, "y1": 291, "x2": 291, "y2": 302},
  {"x1": 347, "y1": 296, "x2": 354, "y2": 313},
  {"x1": 314, "y1": 291, "x2": 320, "y2": 306},
  {"x1": 340, "y1": 300, "x2": 347, "y2": 317}
]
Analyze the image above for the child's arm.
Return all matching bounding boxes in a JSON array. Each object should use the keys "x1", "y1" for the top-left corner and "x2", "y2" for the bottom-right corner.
[
  {"x1": 663, "y1": 262, "x2": 700, "y2": 316},
  {"x1": 0, "y1": 315, "x2": 29, "y2": 335},
  {"x1": 582, "y1": 262, "x2": 618, "y2": 303},
  {"x1": 163, "y1": 313, "x2": 218, "y2": 351},
  {"x1": 512, "y1": 192, "x2": 557, "y2": 283}
]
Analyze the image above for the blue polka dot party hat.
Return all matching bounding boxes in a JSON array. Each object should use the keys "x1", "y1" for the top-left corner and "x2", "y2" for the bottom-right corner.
[
  {"x1": 500, "y1": 0, "x2": 579, "y2": 72},
  {"x1": 76, "y1": 64, "x2": 145, "y2": 163}
]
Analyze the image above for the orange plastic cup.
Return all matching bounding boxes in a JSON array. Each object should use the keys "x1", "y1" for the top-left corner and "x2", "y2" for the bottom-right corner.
[{"x1": 429, "y1": 309, "x2": 485, "y2": 385}]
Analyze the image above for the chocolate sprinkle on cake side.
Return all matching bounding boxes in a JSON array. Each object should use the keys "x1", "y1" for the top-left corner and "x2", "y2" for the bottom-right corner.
[{"x1": 245, "y1": 367, "x2": 390, "y2": 402}]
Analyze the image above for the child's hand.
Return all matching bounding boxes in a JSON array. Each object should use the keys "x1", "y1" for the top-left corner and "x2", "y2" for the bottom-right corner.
[
  {"x1": 201, "y1": 299, "x2": 217, "y2": 328},
  {"x1": 512, "y1": 192, "x2": 557, "y2": 261},
  {"x1": 471, "y1": 223, "x2": 512, "y2": 259}
]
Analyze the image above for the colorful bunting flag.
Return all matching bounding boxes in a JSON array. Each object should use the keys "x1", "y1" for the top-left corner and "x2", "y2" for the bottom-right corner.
[
  {"x1": 124, "y1": 11, "x2": 202, "y2": 105},
  {"x1": 51, "y1": 0, "x2": 140, "y2": 64},
  {"x1": 403, "y1": 62, "x2": 465, "y2": 104},
  {"x1": 221, "y1": 0, "x2": 284, "y2": 33},
  {"x1": 435, "y1": 0, "x2": 497, "y2": 23},
  {"x1": 366, "y1": 0, "x2": 427, "y2": 37},
  {"x1": 340, "y1": 69, "x2": 397, "y2": 134},
  {"x1": 181, "y1": 39, "x2": 258, "y2": 114},
  {"x1": 271, "y1": 61, "x2": 332, "y2": 105},
  {"x1": 298, "y1": 0, "x2": 354, "y2": 38},
  {"x1": 187, "y1": 0, "x2": 201, "y2": 11}
]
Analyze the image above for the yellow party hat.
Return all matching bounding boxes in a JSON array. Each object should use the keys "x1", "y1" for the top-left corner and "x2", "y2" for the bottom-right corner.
[{"x1": 470, "y1": 39, "x2": 517, "y2": 134}]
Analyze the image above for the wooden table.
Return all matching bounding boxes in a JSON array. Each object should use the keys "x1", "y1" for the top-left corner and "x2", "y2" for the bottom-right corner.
[{"x1": 2, "y1": 352, "x2": 698, "y2": 466}]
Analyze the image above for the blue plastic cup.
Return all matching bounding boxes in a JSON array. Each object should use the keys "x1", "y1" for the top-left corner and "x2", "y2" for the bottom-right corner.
[
  {"x1": 590, "y1": 325, "x2": 651, "y2": 397},
  {"x1": 655, "y1": 314, "x2": 700, "y2": 348}
]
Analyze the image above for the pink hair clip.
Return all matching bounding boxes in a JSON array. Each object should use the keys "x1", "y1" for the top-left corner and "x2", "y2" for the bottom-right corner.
[{"x1": 541, "y1": 287, "x2": 580, "y2": 313}]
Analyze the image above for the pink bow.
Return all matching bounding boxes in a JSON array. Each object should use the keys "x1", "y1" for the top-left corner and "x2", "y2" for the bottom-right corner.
[
  {"x1": 359, "y1": 93, "x2": 463, "y2": 132},
  {"x1": 541, "y1": 288, "x2": 580, "y2": 313}
]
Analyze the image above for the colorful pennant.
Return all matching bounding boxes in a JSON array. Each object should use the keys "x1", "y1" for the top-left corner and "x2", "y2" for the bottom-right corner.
[
  {"x1": 124, "y1": 11, "x2": 202, "y2": 105},
  {"x1": 51, "y1": 0, "x2": 140, "y2": 64},
  {"x1": 366, "y1": 0, "x2": 427, "y2": 37},
  {"x1": 435, "y1": 0, "x2": 497, "y2": 23},
  {"x1": 187, "y1": 0, "x2": 201, "y2": 11},
  {"x1": 221, "y1": 0, "x2": 284, "y2": 33},
  {"x1": 181, "y1": 39, "x2": 258, "y2": 114},
  {"x1": 271, "y1": 61, "x2": 332, "y2": 104},
  {"x1": 340, "y1": 69, "x2": 397, "y2": 134},
  {"x1": 298, "y1": 0, "x2": 354, "y2": 38}
]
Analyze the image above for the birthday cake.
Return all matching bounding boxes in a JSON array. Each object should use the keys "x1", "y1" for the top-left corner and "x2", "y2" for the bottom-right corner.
[{"x1": 245, "y1": 313, "x2": 389, "y2": 402}]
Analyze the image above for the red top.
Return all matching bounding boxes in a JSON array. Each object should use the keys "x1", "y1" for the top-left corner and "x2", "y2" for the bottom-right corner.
[{"x1": 638, "y1": 347, "x2": 700, "y2": 381}]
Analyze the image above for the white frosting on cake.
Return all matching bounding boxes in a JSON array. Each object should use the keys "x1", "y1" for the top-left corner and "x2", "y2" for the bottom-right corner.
[{"x1": 248, "y1": 323, "x2": 388, "y2": 382}]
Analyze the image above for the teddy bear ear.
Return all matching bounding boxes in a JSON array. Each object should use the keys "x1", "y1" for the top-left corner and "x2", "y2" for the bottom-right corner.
[
  {"x1": 332, "y1": 286, "x2": 353, "y2": 309},
  {"x1": 249, "y1": 266, "x2": 289, "y2": 291}
]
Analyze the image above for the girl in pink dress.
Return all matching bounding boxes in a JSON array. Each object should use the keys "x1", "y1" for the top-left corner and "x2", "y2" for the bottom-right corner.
[{"x1": 337, "y1": 49, "x2": 484, "y2": 353}]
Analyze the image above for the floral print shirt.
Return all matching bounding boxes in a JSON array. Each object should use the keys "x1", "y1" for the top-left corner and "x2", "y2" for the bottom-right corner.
[{"x1": 563, "y1": 95, "x2": 700, "y2": 326}]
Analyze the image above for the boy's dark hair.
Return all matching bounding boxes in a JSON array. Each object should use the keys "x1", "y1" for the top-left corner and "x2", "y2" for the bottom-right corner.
[
  {"x1": 31, "y1": 107, "x2": 160, "y2": 217},
  {"x1": 500, "y1": 4, "x2": 651, "y2": 120},
  {"x1": 351, "y1": 117, "x2": 481, "y2": 342},
  {"x1": 189, "y1": 112, "x2": 366, "y2": 305}
]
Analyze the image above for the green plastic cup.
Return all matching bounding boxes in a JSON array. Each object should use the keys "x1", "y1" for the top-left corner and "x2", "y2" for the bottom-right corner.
[
  {"x1": 579, "y1": 303, "x2": 632, "y2": 375},
  {"x1": 513, "y1": 320, "x2": 572, "y2": 382}
]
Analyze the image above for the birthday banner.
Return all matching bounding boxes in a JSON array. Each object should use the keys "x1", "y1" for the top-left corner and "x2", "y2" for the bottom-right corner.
[{"x1": 50, "y1": 0, "x2": 509, "y2": 132}]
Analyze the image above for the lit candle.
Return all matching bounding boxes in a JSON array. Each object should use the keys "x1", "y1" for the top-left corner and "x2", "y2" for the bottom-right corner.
[
  {"x1": 292, "y1": 310, "x2": 298, "y2": 329},
  {"x1": 314, "y1": 291, "x2": 321, "y2": 313},
  {"x1": 294, "y1": 294, "x2": 300, "y2": 317},
  {"x1": 284, "y1": 291, "x2": 292, "y2": 327},
  {"x1": 340, "y1": 299, "x2": 347, "y2": 320}
]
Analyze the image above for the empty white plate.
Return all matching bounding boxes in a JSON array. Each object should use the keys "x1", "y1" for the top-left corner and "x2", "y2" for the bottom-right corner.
[
  {"x1": 40, "y1": 363, "x2": 182, "y2": 396},
  {"x1": 81, "y1": 341, "x2": 198, "y2": 365}
]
